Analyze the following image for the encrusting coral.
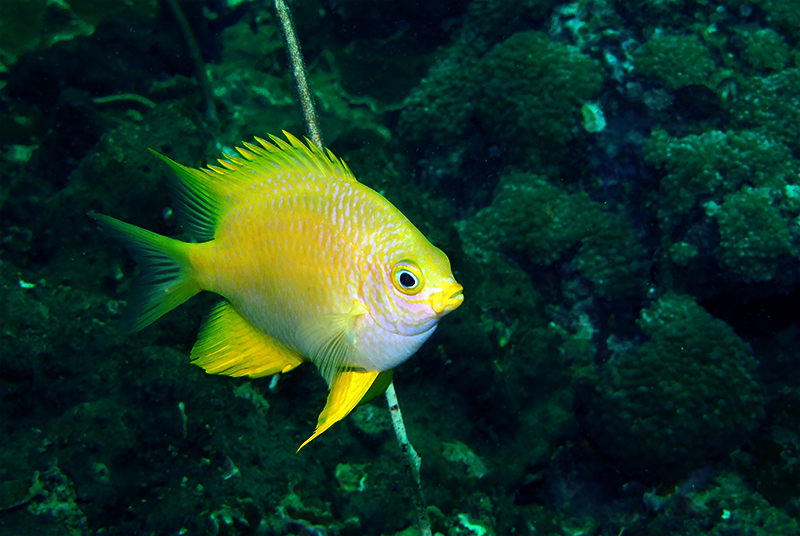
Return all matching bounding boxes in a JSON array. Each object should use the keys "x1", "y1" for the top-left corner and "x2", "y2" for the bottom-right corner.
[
  {"x1": 476, "y1": 30, "x2": 604, "y2": 164},
  {"x1": 459, "y1": 173, "x2": 649, "y2": 297},
  {"x1": 587, "y1": 293, "x2": 764, "y2": 478},
  {"x1": 712, "y1": 186, "x2": 799, "y2": 282},
  {"x1": 633, "y1": 33, "x2": 715, "y2": 91},
  {"x1": 644, "y1": 129, "x2": 796, "y2": 226}
]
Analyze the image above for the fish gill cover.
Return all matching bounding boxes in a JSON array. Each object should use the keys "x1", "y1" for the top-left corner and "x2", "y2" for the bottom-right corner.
[{"x1": 0, "y1": 0, "x2": 798, "y2": 535}]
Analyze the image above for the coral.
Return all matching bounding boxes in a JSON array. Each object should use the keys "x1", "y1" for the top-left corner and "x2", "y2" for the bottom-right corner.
[
  {"x1": 274, "y1": 487, "x2": 339, "y2": 532},
  {"x1": 26, "y1": 461, "x2": 88, "y2": 536},
  {"x1": 451, "y1": 512, "x2": 494, "y2": 536},
  {"x1": 712, "y1": 186, "x2": 799, "y2": 282},
  {"x1": 3, "y1": 0, "x2": 799, "y2": 533},
  {"x1": 348, "y1": 404, "x2": 391, "y2": 440},
  {"x1": 571, "y1": 215, "x2": 649, "y2": 297},
  {"x1": 442, "y1": 441, "x2": 489, "y2": 479},
  {"x1": 587, "y1": 293, "x2": 764, "y2": 478},
  {"x1": 0, "y1": 474, "x2": 40, "y2": 511},
  {"x1": 616, "y1": 0, "x2": 700, "y2": 34},
  {"x1": 459, "y1": 173, "x2": 648, "y2": 296},
  {"x1": 755, "y1": 0, "x2": 800, "y2": 41},
  {"x1": 397, "y1": 43, "x2": 483, "y2": 146},
  {"x1": 633, "y1": 33, "x2": 715, "y2": 91},
  {"x1": 447, "y1": 493, "x2": 497, "y2": 536},
  {"x1": 645, "y1": 126, "x2": 800, "y2": 288},
  {"x1": 397, "y1": 0, "x2": 556, "y2": 148},
  {"x1": 581, "y1": 101, "x2": 607, "y2": 133},
  {"x1": 644, "y1": 129, "x2": 798, "y2": 230},
  {"x1": 334, "y1": 463, "x2": 369, "y2": 492},
  {"x1": 667, "y1": 241, "x2": 698, "y2": 266},
  {"x1": 741, "y1": 28, "x2": 791, "y2": 72},
  {"x1": 729, "y1": 68, "x2": 800, "y2": 154},
  {"x1": 207, "y1": 504, "x2": 250, "y2": 535},
  {"x1": 647, "y1": 472, "x2": 800, "y2": 535},
  {"x1": 476, "y1": 31, "x2": 604, "y2": 163},
  {"x1": 460, "y1": 173, "x2": 603, "y2": 264},
  {"x1": 233, "y1": 381, "x2": 270, "y2": 416}
]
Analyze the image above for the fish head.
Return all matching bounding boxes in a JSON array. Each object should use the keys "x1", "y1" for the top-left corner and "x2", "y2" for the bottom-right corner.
[{"x1": 375, "y1": 243, "x2": 463, "y2": 337}]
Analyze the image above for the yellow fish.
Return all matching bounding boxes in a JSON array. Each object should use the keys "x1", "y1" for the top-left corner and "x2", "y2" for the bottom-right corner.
[{"x1": 91, "y1": 132, "x2": 463, "y2": 450}]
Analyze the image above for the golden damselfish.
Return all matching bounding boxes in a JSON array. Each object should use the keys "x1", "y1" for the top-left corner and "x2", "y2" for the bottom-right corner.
[{"x1": 91, "y1": 133, "x2": 463, "y2": 450}]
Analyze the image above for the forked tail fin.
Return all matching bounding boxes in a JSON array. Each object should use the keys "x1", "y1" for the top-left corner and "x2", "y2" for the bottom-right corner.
[{"x1": 90, "y1": 212, "x2": 200, "y2": 332}]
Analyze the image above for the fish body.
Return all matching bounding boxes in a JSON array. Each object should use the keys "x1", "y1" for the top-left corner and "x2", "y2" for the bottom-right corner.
[{"x1": 92, "y1": 133, "x2": 463, "y2": 449}]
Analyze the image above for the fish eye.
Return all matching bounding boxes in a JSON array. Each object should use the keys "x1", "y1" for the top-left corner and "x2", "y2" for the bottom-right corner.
[
  {"x1": 397, "y1": 270, "x2": 417, "y2": 289},
  {"x1": 391, "y1": 261, "x2": 424, "y2": 295}
]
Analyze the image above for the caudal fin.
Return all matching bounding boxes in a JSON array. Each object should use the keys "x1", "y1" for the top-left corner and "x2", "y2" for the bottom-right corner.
[{"x1": 90, "y1": 212, "x2": 201, "y2": 332}]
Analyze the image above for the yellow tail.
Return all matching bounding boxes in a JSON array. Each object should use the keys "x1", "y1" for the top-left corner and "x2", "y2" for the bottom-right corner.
[{"x1": 90, "y1": 212, "x2": 200, "y2": 332}]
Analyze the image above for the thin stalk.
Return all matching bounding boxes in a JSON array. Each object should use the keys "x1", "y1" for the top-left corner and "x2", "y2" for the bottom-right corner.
[
  {"x1": 386, "y1": 382, "x2": 433, "y2": 536},
  {"x1": 274, "y1": 0, "x2": 323, "y2": 149}
]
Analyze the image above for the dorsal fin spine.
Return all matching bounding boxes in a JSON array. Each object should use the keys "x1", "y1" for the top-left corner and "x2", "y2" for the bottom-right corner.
[{"x1": 150, "y1": 133, "x2": 357, "y2": 243}]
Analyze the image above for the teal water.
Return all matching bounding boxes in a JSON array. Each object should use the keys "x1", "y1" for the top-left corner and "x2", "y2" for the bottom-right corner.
[{"x1": 0, "y1": 0, "x2": 797, "y2": 534}]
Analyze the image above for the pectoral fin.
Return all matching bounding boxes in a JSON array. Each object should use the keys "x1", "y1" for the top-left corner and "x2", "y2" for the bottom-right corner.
[
  {"x1": 297, "y1": 369, "x2": 380, "y2": 452},
  {"x1": 191, "y1": 301, "x2": 304, "y2": 378},
  {"x1": 296, "y1": 301, "x2": 367, "y2": 385}
]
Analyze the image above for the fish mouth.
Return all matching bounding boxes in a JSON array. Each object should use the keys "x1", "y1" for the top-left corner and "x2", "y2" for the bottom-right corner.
[{"x1": 431, "y1": 283, "x2": 464, "y2": 315}]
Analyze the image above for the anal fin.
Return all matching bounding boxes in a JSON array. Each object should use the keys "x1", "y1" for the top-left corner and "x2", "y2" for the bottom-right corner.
[
  {"x1": 192, "y1": 301, "x2": 304, "y2": 378},
  {"x1": 297, "y1": 369, "x2": 379, "y2": 452}
]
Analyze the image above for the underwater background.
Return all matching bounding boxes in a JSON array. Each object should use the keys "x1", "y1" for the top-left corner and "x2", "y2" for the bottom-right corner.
[{"x1": 0, "y1": 0, "x2": 798, "y2": 534}]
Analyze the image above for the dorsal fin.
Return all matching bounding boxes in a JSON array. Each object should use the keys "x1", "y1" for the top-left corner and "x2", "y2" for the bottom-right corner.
[
  {"x1": 150, "y1": 149, "x2": 225, "y2": 242},
  {"x1": 150, "y1": 132, "x2": 357, "y2": 242},
  {"x1": 247, "y1": 131, "x2": 358, "y2": 183}
]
